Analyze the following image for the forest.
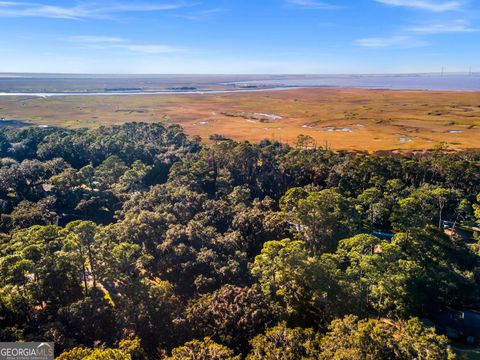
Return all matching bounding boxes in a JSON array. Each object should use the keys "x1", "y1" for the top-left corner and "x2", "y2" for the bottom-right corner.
[{"x1": 1, "y1": 122, "x2": 480, "y2": 359}]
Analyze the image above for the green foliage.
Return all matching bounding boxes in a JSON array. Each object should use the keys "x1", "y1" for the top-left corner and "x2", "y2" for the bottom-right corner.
[
  {"x1": 391, "y1": 185, "x2": 460, "y2": 232},
  {"x1": 57, "y1": 347, "x2": 94, "y2": 360},
  {"x1": 2, "y1": 196, "x2": 57, "y2": 230},
  {"x1": 474, "y1": 193, "x2": 480, "y2": 221},
  {"x1": 167, "y1": 337, "x2": 240, "y2": 360},
  {"x1": 247, "y1": 323, "x2": 322, "y2": 359},
  {"x1": 0, "y1": 123, "x2": 479, "y2": 358},
  {"x1": 184, "y1": 285, "x2": 278, "y2": 349},
  {"x1": 280, "y1": 188, "x2": 357, "y2": 253},
  {"x1": 57, "y1": 338, "x2": 141, "y2": 360},
  {"x1": 356, "y1": 187, "x2": 391, "y2": 230},
  {"x1": 321, "y1": 315, "x2": 455, "y2": 360},
  {"x1": 252, "y1": 238, "x2": 355, "y2": 324},
  {"x1": 393, "y1": 227, "x2": 478, "y2": 310},
  {"x1": 333, "y1": 234, "x2": 421, "y2": 317}
]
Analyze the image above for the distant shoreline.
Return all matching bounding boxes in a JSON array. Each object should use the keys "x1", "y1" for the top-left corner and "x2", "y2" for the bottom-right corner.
[
  {"x1": 0, "y1": 86, "x2": 306, "y2": 97},
  {"x1": 1, "y1": 85, "x2": 480, "y2": 97},
  {"x1": 1, "y1": 73, "x2": 480, "y2": 96}
]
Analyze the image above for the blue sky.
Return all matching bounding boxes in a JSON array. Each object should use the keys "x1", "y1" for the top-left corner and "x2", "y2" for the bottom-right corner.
[{"x1": 0, "y1": 0, "x2": 478, "y2": 73}]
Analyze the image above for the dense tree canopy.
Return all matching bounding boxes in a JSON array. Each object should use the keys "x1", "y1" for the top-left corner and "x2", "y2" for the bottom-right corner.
[{"x1": 1, "y1": 123, "x2": 479, "y2": 358}]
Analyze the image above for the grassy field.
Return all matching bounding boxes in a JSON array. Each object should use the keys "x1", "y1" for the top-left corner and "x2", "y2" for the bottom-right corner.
[{"x1": 1, "y1": 88, "x2": 480, "y2": 151}]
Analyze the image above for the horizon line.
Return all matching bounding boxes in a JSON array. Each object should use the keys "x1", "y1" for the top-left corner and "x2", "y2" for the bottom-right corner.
[{"x1": 0, "y1": 71, "x2": 479, "y2": 77}]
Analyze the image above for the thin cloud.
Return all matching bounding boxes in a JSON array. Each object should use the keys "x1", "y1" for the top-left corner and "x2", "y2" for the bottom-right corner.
[
  {"x1": 356, "y1": 35, "x2": 428, "y2": 48},
  {"x1": 0, "y1": 1, "x2": 27, "y2": 5},
  {"x1": 0, "y1": 2, "x2": 89, "y2": 19},
  {"x1": 105, "y1": 2, "x2": 189, "y2": 12},
  {"x1": 175, "y1": 7, "x2": 223, "y2": 21},
  {"x1": 286, "y1": 0, "x2": 343, "y2": 10},
  {"x1": 375, "y1": 0, "x2": 462, "y2": 12},
  {"x1": 122, "y1": 44, "x2": 184, "y2": 54},
  {"x1": 0, "y1": 1, "x2": 189, "y2": 20},
  {"x1": 406, "y1": 20, "x2": 478, "y2": 34},
  {"x1": 67, "y1": 35, "x2": 127, "y2": 43},
  {"x1": 66, "y1": 35, "x2": 185, "y2": 54}
]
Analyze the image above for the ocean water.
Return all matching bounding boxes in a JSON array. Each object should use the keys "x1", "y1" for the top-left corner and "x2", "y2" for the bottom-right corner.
[
  {"x1": 0, "y1": 74, "x2": 479, "y2": 96},
  {"x1": 226, "y1": 74, "x2": 480, "y2": 91}
]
